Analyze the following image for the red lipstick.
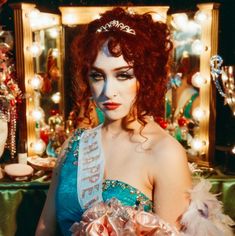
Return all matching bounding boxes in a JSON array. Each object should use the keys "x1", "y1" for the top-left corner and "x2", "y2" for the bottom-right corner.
[{"x1": 103, "y1": 102, "x2": 121, "y2": 110}]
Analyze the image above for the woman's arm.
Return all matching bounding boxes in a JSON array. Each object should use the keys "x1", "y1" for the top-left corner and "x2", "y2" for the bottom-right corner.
[
  {"x1": 151, "y1": 137, "x2": 192, "y2": 229},
  {"x1": 35, "y1": 138, "x2": 70, "y2": 236}
]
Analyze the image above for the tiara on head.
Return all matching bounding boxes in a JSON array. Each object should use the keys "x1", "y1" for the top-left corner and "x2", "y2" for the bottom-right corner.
[{"x1": 96, "y1": 20, "x2": 136, "y2": 35}]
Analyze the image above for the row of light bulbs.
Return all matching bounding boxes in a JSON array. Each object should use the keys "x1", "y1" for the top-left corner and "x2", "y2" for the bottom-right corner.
[
  {"x1": 27, "y1": 9, "x2": 58, "y2": 30},
  {"x1": 27, "y1": 42, "x2": 59, "y2": 58},
  {"x1": 26, "y1": 7, "x2": 208, "y2": 156},
  {"x1": 26, "y1": 8, "x2": 61, "y2": 155},
  {"x1": 171, "y1": 11, "x2": 209, "y2": 155},
  {"x1": 28, "y1": 74, "x2": 61, "y2": 155},
  {"x1": 172, "y1": 11, "x2": 209, "y2": 55}
]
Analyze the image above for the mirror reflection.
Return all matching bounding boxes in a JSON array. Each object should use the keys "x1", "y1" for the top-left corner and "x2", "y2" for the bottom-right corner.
[
  {"x1": 27, "y1": 19, "x2": 66, "y2": 157},
  {"x1": 33, "y1": 26, "x2": 62, "y2": 122},
  {"x1": 165, "y1": 11, "x2": 206, "y2": 158}
]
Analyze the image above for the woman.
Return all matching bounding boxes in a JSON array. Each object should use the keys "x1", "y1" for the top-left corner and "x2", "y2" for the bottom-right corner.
[{"x1": 36, "y1": 8, "x2": 233, "y2": 236}]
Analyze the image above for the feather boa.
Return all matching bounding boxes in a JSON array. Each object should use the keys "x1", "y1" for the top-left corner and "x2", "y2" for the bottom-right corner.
[{"x1": 70, "y1": 179, "x2": 234, "y2": 236}]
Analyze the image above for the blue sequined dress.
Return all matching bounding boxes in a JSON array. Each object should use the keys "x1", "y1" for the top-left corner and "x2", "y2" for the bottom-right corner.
[{"x1": 56, "y1": 129, "x2": 153, "y2": 236}]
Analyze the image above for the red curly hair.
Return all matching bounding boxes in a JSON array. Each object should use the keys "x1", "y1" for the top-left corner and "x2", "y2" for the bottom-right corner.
[{"x1": 71, "y1": 7, "x2": 172, "y2": 128}]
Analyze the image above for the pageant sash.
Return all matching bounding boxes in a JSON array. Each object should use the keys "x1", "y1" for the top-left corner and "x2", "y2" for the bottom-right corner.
[{"x1": 77, "y1": 124, "x2": 104, "y2": 210}]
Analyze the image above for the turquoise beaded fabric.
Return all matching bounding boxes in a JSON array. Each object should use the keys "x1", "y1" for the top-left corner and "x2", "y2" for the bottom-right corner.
[{"x1": 56, "y1": 129, "x2": 153, "y2": 236}]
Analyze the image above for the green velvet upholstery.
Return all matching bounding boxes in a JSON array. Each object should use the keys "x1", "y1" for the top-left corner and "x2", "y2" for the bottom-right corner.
[{"x1": 0, "y1": 176, "x2": 234, "y2": 236}]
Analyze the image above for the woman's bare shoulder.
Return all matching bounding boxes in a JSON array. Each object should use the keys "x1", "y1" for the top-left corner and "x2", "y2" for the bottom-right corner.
[
  {"x1": 143, "y1": 121, "x2": 188, "y2": 165},
  {"x1": 143, "y1": 121, "x2": 191, "y2": 189}
]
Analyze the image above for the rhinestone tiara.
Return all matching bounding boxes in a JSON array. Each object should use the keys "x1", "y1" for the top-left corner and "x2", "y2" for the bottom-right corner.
[{"x1": 96, "y1": 20, "x2": 136, "y2": 35}]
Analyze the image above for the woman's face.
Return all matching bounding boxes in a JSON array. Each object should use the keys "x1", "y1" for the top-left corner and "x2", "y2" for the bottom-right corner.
[{"x1": 88, "y1": 45, "x2": 138, "y2": 121}]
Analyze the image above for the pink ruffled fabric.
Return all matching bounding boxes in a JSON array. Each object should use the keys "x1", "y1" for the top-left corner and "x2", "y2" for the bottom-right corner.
[
  {"x1": 70, "y1": 180, "x2": 234, "y2": 236},
  {"x1": 70, "y1": 198, "x2": 177, "y2": 236}
]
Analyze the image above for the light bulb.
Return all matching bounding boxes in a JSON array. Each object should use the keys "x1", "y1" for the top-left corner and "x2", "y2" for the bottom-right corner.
[
  {"x1": 27, "y1": 9, "x2": 41, "y2": 28},
  {"x1": 51, "y1": 92, "x2": 61, "y2": 104},
  {"x1": 232, "y1": 145, "x2": 235, "y2": 154},
  {"x1": 28, "y1": 8, "x2": 40, "y2": 19},
  {"x1": 32, "y1": 139, "x2": 46, "y2": 155},
  {"x1": 49, "y1": 28, "x2": 59, "y2": 38},
  {"x1": 63, "y1": 14, "x2": 77, "y2": 26},
  {"x1": 92, "y1": 14, "x2": 101, "y2": 20},
  {"x1": 31, "y1": 107, "x2": 45, "y2": 122},
  {"x1": 194, "y1": 10, "x2": 208, "y2": 24},
  {"x1": 192, "y1": 107, "x2": 205, "y2": 121},
  {"x1": 41, "y1": 15, "x2": 55, "y2": 28},
  {"x1": 171, "y1": 13, "x2": 188, "y2": 31},
  {"x1": 29, "y1": 74, "x2": 43, "y2": 90},
  {"x1": 28, "y1": 42, "x2": 43, "y2": 57},
  {"x1": 151, "y1": 13, "x2": 165, "y2": 22},
  {"x1": 191, "y1": 72, "x2": 207, "y2": 87},
  {"x1": 52, "y1": 48, "x2": 59, "y2": 58},
  {"x1": 191, "y1": 138, "x2": 206, "y2": 152},
  {"x1": 191, "y1": 40, "x2": 205, "y2": 55},
  {"x1": 185, "y1": 20, "x2": 200, "y2": 34},
  {"x1": 221, "y1": 71, "x2": 228, "y2": 82}
]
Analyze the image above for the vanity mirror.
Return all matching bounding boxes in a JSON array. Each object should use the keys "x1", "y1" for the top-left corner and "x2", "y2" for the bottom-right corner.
[
  {"x1": 59, "y1": 4, "x2": 219, "y2": 167},
  {"x1": 11, "y1": 3, "x2": 64, "y2": 156},
  {"x1": 166, "y1": 3, "x2": 220, "y2": 167},
  {"x1": 11, "y1": 3, "x2": 219, "y2": 167}
]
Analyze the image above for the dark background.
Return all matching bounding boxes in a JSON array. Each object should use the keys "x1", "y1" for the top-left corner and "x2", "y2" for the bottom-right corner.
[{"x1": 1, "y1": 0, "x2": 235, "y2": 171}]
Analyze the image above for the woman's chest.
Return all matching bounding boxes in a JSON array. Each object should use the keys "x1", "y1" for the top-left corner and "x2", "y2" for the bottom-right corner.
[{"x1": 103, "y1": 145, "x2": 153, "y2": 199}]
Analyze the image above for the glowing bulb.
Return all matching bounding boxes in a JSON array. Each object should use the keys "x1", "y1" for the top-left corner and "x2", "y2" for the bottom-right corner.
[
  {"x1": 64, "y1": 14, "x2": 77, "y2": 26},
  {"x1": 192, "y1": 72, "x2": 207, "y2": 87},
  {"x1": 151, "y1": 13, "x2": 165, "y2": 22},
  {"x1": 51, "y1": 92, "x2": 61, "y2": 104},
  {"x1": 52, "y1": 48, "x2": 59, "y2": 58},
  {"x1": 221, "y1": 71, "x2": 228, "y2": 82},
  {"x1": 185, "y1": 20, "x2": 200, "y2": 33},
  {"x1": 191, "y1": 138, "x2": 206, "y2": 152},
  {"x1": 41, "y1": 15, "x2": 55, "y2": 28},
  {"x1": 28, "y1": 8, "x2": 40, "y2": 19},
  {"x1": 29, "y1": 74, "x2": 43, "y2": 90},
  {"x1": 127, "y1": 8, "x2": 135, "y2": 15},
  {"x1": 28, "y1": 9, "x2": 41, "y2": 28},
  {"x1": 92, "y1": 14, "x2": 101, "y2": 20},
  {"x1": 192, "y1": 107, "x2": 205, "y2": 121},
  {"x1": 28, "y1": 42, "x2": 43, "y2": 57},
  {"x1": 31, "y1": 107, "x2": 45, "y2": 122},
  {"x1": 32, "y1": 139, "x2": 46, "y2": 155},
  {"x1": 49, "y1": 28, "x2": 59, "y2": 38},
  {"x1": 194, "y1": 10, "x2": 208, "y2": 24},
  {"x1": 172, "y1": 13, "x2": 188, "y2": 31},
  {"x1": 232, "y1": 145, "x2": 235, "y2": 154},
  {"x1": 192, "y1": 40, "x2": 205, "y2": 55}
]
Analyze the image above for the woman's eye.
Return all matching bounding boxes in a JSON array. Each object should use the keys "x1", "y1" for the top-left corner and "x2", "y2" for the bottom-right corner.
[
  {"x1": 117, "y1": 72, "x2": 134, "y2": 80},
  {"x1": 89, "y1": 72, "x2": 104, "y2": 81}
]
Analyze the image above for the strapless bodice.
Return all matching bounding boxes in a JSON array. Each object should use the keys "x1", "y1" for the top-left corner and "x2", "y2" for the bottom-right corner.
[{"x1": 56, "y1": 129, "x2": 152, "y2": 236}]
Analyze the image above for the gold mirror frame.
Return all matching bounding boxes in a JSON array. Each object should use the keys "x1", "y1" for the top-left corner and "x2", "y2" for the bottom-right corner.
[
  {"x1": 11, "y1": 3, "x2": 63, "y2": 156},
  {"x1": 195, "y1": 3, "x2": 219, "y2": 166}
]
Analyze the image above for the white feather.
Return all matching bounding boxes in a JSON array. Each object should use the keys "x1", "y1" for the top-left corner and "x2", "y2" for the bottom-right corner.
[{"x1": 179, "y1": 179, "x2": 234, "y2": 236}]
